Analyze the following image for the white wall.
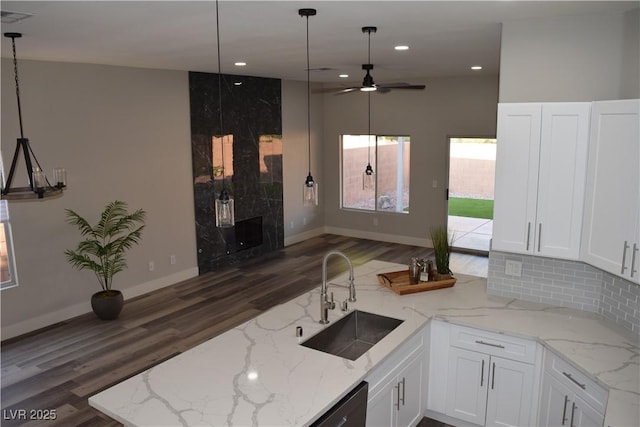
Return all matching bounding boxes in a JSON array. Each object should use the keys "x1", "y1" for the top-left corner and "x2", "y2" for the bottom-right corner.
[
  {"x1": 322, "y1": 75, "x2": 499, "y2": 245},
  {"x1": 282, "y1": 80, "x2": 324, "y2": 245},
  {"x1": 499, "y1": 8, "x2": 640, "y2": 102},
  {"x1": 1, "y1": 59, "x2": 198, "y2": 339}
]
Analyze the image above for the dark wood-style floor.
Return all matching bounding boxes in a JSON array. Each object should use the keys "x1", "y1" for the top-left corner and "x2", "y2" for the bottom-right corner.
[{"x1": 1, "y1": 234, "x2": 468, "y2": 427}]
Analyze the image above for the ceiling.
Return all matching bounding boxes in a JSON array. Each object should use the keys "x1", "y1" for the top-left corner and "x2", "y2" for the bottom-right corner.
[{"x1": 1, "y1": 1, "x2": 637, "y2": 86}]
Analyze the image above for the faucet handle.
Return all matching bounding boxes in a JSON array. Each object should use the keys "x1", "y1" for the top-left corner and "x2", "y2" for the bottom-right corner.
[{"x1": 329, "y1": 292, "x2": 336, "y2": 310}]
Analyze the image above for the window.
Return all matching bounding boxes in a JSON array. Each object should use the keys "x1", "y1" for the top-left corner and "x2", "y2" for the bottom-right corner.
[
  {"x1": 341, "y1": 135, "x2": 410, "y2": 213},
  {"x1": 1, "y1": 163, "x2": 18, "y2": 289}
]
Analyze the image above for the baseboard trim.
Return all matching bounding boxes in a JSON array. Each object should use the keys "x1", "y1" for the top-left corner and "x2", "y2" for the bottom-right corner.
[
  {"x1": 284, "y1": 227, "x2": 326, "y2": 246},
  {"x1": 1, "y1": 267, "x2": 199, "y2": 341},
  {"x1": 324, "y1": 226, "x2": 432, "y2": 248}
]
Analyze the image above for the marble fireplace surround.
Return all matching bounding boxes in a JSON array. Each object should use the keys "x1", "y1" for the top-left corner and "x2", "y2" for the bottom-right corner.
[{"x1": 189, "y1": 71, "x2": 283, "y2": 274}]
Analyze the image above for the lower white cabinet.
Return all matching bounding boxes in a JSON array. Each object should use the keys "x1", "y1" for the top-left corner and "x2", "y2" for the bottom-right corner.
[
  {"x1": 445, "y1": 347, "x2": 535, "y2": 426},
  {"x1": 366, "y1": 351, "x2": 426, "y2": 427},
  {"x1": 538, "y1": 350, "x2": 607, "y2": 427}
]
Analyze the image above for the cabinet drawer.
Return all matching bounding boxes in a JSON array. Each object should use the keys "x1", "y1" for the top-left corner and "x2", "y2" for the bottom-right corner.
[
  {"x1": 544, "y1": 350, "x2": 608, "y2": 414},
  {"x1": 449, "y1": 324, "x2": 537, "y2": 364}
]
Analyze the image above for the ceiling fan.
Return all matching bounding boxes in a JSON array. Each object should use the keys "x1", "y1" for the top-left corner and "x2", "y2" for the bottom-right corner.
[{"x1": 323, "y1": 26, "x2": 426, "y2": 95}]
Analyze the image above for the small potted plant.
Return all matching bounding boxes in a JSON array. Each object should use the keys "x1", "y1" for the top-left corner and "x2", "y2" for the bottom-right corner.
[
  {"x1": 65, "y1": 200, "x2": 146, "y2": 320},
  {"x1": 430, "y1": 225, "x2": 453, "y2": 281}
]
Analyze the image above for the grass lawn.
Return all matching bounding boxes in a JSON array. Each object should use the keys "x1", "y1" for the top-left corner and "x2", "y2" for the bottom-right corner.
[{"x1": 448, "y1": 197, "x2": 494, "y2": 219}]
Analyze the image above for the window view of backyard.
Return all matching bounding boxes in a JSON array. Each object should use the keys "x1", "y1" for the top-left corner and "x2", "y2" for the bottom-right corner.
[
  {"x1": 448, "y1": 137, "x2": 496, "y2": 252},
  {"x1": 341, "y1": 135, "x2": 410, "y2": 213}
]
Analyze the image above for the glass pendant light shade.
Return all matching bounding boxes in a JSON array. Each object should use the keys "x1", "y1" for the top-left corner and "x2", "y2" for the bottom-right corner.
[
  {"x1": 363, "y1": 164, "x2": 375, "y2": 190},
  {"x1": 215, "y1": 189, "x2": 235, "y2": 228},
  {"x1": 53, "y1": 168, "x2": 67, "y2": 189},
  {"x1": 303, "y1": 173, "x2": 318, "y2": 206}
]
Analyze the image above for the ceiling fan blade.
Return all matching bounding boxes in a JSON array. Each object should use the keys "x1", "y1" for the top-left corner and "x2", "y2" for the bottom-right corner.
[
  {"x1": 313, "y1": 86, "x2": 359, "y2": 94},
  {"x1": 377, "y1": 82, "x2": 426, "y2": 90}
]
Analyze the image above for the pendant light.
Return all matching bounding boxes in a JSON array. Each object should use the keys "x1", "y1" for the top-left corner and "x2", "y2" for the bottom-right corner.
[
  {"x1": 2, "y1": 32, "x2": 66, "y2": 201},
  {"x1": 363, "y1": 90, "x2": 375, "y2": 190},
  {"x1": 213, "y1": 0, "x2": 234, "y2": 228},
  {"x1": 362, "y1": 27, "x2": 377, "y2": 190},
  {"x1": 360, "y1": 27, "x2": 377, "y2": 92},
  {"x1": 300, "y1": 8, "x2": 318, "y2": 207}
]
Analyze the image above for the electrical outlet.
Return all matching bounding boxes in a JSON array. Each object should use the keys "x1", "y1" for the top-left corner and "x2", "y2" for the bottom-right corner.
[
  {"x1": 290, "y1": 221, "x2": 294, "y2": 229},
  {"x1": 170, "y1": 255, "x2": 176, "y2": 265},
  {"x1": 148, "y1": 261, "x2": 155, "y2": 272},
  {"x1": 505, "y1": 260, "x2": 522, "y2": 277},
  {"x1": 303, "y1": 217, "x2": 307, "y2": 226},
  {"x1": 372, "y1": 217, "x2": 379, "y2": 226}
]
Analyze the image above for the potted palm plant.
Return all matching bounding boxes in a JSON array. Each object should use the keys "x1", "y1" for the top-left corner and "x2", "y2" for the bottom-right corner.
[
  {"x1": 430, "y1": 225, "x2": 453, "y2": 281},
  {"x1": 65, "y1": 200, "x2": 146, "y2": 320}
]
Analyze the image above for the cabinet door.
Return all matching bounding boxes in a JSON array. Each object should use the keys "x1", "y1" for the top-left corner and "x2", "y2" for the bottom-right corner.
[
  {"x1": 539, "y1": 371, "x2": 573, "y2": 427},
  {"x1": 397, "y1": 354, "x2": 426, "y2": 427},
  {"x1": 493, "y1": 103, "x2": 542, "y2": 254},
  {"x1": 446, "y1": 347, "x2": 489, "y2": 425},
  {"x1": 366, "y1": 375, "x2": 397, "y2": 427},
  {"x1": 570, "y1": 394, "x2": 605, "y2": 427},
  {"x1": 485, "y1": 356, "x2": 535, "y2": 427},
  {"x1": 582, "y1": 99, "x2": 640, "y2": 282},
  {"x1": 535, "y1": 103, "x2": 590, "y2": 259}
]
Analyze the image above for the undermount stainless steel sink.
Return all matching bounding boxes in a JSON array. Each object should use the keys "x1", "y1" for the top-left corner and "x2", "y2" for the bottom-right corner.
[{"x1": 301, "y1": 310, "x2": 403, "y2": 361}]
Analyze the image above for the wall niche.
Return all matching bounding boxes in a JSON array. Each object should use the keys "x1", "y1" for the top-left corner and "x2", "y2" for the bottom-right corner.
[{"x1": 189, "y1": 71, "x2": 283, "y2": 273}]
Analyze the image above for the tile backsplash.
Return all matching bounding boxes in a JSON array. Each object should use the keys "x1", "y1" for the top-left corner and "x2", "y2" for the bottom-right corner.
[{"x1": 488, "y1": 251, "x2": 639, "y2": 333}]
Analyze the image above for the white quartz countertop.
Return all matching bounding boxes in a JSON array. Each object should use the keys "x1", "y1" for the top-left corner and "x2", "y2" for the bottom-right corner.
[{"x1": 89, "y1": 260, "x2": 639, "y2": 427}]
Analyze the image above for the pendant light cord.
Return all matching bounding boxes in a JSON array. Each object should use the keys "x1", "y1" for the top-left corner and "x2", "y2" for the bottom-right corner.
[
  {"x1": 366, "y1": 29, "x2": 372, "y2": 167},
  {"x1": 305, "y1": 13, "x2": 311, "y2": 176},
  {"x1": 215, "y1": 0, "x2": 226, "y2": 189},
  {"x1": 9, "y1": 36, "x2": 25, "y2": 139}
]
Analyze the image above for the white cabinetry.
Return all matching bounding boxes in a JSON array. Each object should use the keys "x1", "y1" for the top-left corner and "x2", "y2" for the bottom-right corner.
[
  {"x1": 493, "y1": 103, "x2": 591, "y2": 259},
  {"x1": 581, "y1": 99, "x2": 640, "y2": 284},
  {"x1": 538, "y1": 350, "x2": 608, "y2": 427},
  {"x1": 366, "y1": 328, "x2": 427, "y2": 427},
  {"x1": 444, "y1": 324, "x2": 538, "y2": 427}
]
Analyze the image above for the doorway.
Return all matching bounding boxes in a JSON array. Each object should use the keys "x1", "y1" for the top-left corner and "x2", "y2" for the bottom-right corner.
[{"x1": 447, "y1": 137, "x2": 496, "y2": 254}]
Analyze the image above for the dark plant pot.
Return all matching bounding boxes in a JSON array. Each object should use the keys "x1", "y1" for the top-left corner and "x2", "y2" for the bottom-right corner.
[{"x1": 91, "y1": 290, "x2": 124, "y2": 320}]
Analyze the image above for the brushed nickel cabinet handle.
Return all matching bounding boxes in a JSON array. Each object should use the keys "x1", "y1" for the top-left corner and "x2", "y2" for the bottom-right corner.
[
  {"x1": 475, "y1": 340, "x2": 505, "y2": 349},
  {"x1": 480, "y1": 359, "x2": 485, "y2": 387},
  {"x1": 561, "y1": 395, "x2": 569, "y2": 425},
  {"x1": 570, "y1": 401, "x2": 577, "y2": 427},
  {"x1": 538, "y1": 223, "x2": 542, "y2": 252},
  {"x1": 400, "y1": 377, "x2": 406, "y2": 406},
  {"x1": 491, "y1": 362, "x2": 496, "y2": 390},
  {"x1": 631, "y1": 243, "x2": 638, "y2": 278},
  {"x1": 562, "y1": 371, "x2": 586, "y2": 390},
  {"x1": 526, "y1": 222, "x2": 531, "y2": 251},
  {"x1": 621, "y1": 241, "x2": 630, "y2": 274}
]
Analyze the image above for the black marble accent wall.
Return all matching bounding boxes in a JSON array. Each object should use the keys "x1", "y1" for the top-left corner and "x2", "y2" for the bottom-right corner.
[{"x1": 189, "y1": 71, "x2": 283, "y2": 273}]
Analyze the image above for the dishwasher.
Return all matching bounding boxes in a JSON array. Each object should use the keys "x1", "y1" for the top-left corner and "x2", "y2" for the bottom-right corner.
[{"x1": 310, "y1": 381, "x2": 368, "y2": 427}]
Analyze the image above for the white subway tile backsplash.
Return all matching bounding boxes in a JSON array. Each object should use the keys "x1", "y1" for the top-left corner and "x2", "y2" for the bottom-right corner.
[{"x1": 488, "y1": 250, "x2": 639, "y2": 333}]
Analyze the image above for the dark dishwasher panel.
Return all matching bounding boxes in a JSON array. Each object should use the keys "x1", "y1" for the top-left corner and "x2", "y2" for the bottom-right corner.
[{"x1": 311, "y1": 381, "x2": 368, "y2": 427}]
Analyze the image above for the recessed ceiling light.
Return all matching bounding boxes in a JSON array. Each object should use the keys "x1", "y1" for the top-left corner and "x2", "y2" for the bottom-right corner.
[
  {"x1": 394, "y1": 45, "x2": 409, "y2": 51},
  {"x1": 471, "y1": 65, "x2": 482, "y2": 70},
  {"x1": 339, "y1": 74, "x2": 349, "y2": 78},
  {"x1": 234, "y1": 62, "x2": 247, "y2": 67}
]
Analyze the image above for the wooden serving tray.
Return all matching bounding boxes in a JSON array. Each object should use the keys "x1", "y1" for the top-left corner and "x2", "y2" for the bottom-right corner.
[{"x1": 377, "y1": 270, "x2": 456, "y2": 295}]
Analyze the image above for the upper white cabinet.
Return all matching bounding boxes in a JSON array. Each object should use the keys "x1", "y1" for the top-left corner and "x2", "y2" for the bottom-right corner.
[
  {"x1": 493, "y1": 102, "x2": 591, "y2": 259},
  {"x1": 581, "y1": 99, "x2": 640, "y2": 284}
]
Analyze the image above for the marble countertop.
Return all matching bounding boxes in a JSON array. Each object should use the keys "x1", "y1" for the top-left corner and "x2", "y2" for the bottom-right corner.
[{"x1": 89, "y1": 260, "x2": 639, "y2": 427}]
